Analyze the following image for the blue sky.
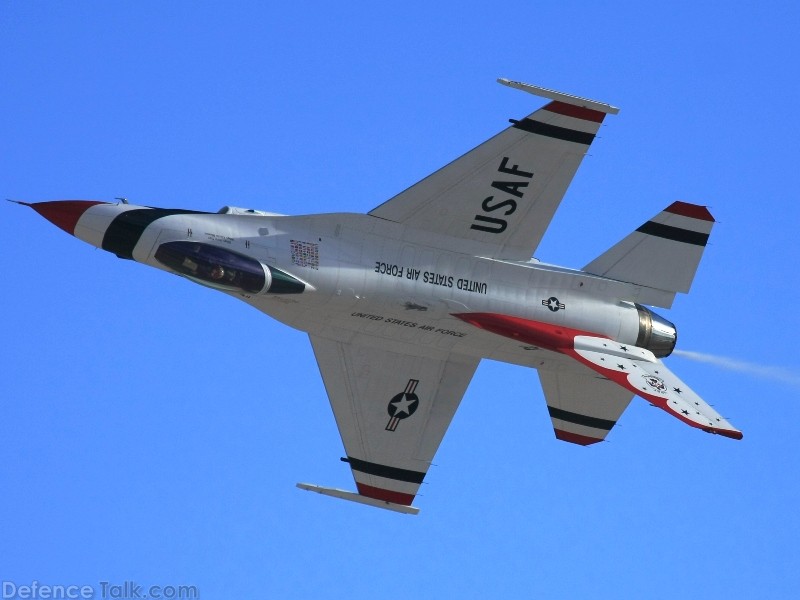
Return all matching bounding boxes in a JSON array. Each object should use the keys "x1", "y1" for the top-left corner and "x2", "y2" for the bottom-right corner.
[{"x1": 3, "y1": 1, "x2": 799, "y2": 598}]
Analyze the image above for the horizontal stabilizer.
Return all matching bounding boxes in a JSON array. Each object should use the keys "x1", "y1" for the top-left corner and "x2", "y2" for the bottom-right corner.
[
  {"x1": 569, "y1": 336, "x2": 742, "y2": 439},
  {"x1": 583, "y1": 201, "x2": 715, "y2": 307},
  {"x1": 453, "y1": 313, "x2": 742, "y2": 440},
  {"x1": 296, "y1": 483, "x2": 420, "y2": 515}
]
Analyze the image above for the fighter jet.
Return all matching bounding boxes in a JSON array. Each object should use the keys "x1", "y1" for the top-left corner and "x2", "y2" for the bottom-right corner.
[{"x1": 19, "y1": 78, "x2": 741, "y2": 515}]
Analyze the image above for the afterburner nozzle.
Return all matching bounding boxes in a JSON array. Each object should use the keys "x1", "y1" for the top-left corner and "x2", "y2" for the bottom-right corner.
[{"x1": 634, "y1": 304, "x2": 677, "y2": 358}]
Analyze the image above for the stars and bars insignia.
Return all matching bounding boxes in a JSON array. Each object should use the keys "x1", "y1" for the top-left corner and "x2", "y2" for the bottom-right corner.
[
  {"x1": 385, "y1": 379, "x2": 420, "y2": 432},
  {"x1": 542, "y1": 296, "x2": 565, "y2": 312}
]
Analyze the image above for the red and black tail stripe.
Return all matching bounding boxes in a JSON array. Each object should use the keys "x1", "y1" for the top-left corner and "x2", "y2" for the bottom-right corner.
[
  {"x1": 547, "y1": 406, "x2": 615, "y2": 431},
  {"x1": 636, "y1": 221, "x2": 709, "y2": 246},
  {"x1": 635, "y1": 200, "x2": 713, "y2": 247}
]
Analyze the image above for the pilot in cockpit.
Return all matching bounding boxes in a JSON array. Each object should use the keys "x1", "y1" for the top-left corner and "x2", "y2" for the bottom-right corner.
[{"x1": 210, "y1": 265, "x2": 225, "y2": 280}]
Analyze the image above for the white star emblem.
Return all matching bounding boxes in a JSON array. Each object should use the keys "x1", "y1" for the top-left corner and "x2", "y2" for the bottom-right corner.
[{"x1": 391, "y1": 396, "x2": 416, "y2": 416}]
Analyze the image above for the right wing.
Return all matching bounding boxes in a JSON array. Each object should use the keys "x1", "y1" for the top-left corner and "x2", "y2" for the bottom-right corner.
[
  {"x1": 302, "y1": 334, "x2": 479, "y2": 513},
  {"x1": 368, "y1": 79, "x2": 618, "y2": 261}
]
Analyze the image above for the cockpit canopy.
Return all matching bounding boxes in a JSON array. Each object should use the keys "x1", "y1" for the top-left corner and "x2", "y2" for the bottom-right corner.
[{"x1": 155, "y1": 241, "x2": 266, "y2": 294}]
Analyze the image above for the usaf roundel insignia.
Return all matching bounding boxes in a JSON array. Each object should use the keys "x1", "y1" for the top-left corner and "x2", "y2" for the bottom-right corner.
[
  {"x1": 542, "y1": 296, "x2": 565, "y2": 312},
  {"x1": 385, "y1": 379, "x2": 420, "y2": 432},
  {"x1": 643, "y1": 375, "x2": 667, "y2": 394}
]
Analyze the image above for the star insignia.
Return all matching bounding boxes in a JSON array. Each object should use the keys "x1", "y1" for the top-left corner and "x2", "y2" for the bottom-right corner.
[
  {"x1": 673, "y1": 387, "x2": 683, "y2": 394},
  {"x1": 542, "y1": 297, "x2": 565, "y2": 312},
  {"x1": 391, "y1": 396, "x2": 416, "y2": 417}
]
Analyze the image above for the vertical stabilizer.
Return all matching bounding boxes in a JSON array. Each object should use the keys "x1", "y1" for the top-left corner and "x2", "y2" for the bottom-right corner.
[{"x1": 582, "y1": 202, "x2": 714, "y2": 306}]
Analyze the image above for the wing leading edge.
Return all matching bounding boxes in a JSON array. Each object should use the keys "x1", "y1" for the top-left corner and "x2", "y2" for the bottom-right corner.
[
  {"x1": 304, "y1": 334, "x2": 479, "y2": 513},
  {"x1": 368, "y1": 79, "x2": 619, "y2": 261}
]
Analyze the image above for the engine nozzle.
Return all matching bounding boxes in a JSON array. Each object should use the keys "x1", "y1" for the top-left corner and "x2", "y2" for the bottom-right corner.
[{"x1": 635, "y1": 304, "x2": 677, "y2": 358}]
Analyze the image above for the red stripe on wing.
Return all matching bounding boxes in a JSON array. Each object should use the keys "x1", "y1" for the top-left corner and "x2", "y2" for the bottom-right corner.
[
  {"x1": 356, "y1": 483, "x2": 415, "y2": 506},
  {"x1": 544, "y1": 101, "x2": 606, "y2": 123}
]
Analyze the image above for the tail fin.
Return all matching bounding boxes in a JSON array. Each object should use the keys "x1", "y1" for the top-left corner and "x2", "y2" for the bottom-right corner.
[{"x1": 582, "y1": 202, "x2": 714, "y2": 308}]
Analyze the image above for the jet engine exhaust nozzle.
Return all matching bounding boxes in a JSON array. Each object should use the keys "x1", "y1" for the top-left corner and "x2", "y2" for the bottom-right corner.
[{"x1": 635, "y1": 304, "x2": 677, "y2": 358}]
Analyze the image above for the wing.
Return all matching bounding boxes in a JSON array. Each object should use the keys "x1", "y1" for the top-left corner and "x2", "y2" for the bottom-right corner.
[
  {"x1": 538, "y1": 363, "x2": 635, "y2": 445},
  {"x1": 302, "y1": 334, "x2": 479, "y2": 513},
  {"x1": 368, "y1": 79, "x2": 619, "y2": 261}
]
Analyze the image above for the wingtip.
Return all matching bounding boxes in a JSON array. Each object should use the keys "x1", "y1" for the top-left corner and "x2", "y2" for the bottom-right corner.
[{"x1": 665, "y1": 201, "x2": 715, "y2": 223}]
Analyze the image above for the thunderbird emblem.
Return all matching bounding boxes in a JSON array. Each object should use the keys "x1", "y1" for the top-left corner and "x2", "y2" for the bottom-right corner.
[{"x1": 643, "y1": 375, "x2": 667, "y2": 394}]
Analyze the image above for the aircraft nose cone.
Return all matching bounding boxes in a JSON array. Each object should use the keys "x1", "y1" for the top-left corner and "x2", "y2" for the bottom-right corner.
[{"x1": 28, "y1": 200, "x2": 105, "y2": 235}]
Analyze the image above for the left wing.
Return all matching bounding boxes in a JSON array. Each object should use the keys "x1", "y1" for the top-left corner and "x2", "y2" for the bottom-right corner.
[{"x1": 301, "y1": 335, "x2": 479, "y2": 514}]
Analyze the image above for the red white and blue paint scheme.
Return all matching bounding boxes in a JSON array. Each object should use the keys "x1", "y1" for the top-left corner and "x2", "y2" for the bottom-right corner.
[{"x1": 18, "y1": 79, "x2": 741, "y2": 515}]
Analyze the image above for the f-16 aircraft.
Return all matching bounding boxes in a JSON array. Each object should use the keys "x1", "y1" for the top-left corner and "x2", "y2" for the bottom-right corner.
[{"x1": 18, "y1": 78, "x2": 741, "y2": 515}]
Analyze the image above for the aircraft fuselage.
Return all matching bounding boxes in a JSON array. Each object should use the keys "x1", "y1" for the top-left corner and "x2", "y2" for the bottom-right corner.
[{"x1": 45, "y1": 200, "x2": 672, "y2": 368}]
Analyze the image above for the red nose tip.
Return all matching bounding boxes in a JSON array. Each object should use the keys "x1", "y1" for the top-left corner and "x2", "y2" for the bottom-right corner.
[{"x1": 28, "y1": 200, "x2": 105, "y2": 235}]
